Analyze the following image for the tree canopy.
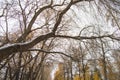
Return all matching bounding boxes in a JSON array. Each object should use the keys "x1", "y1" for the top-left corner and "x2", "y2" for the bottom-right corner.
[{"x1": 0, "y1": 0, "x2": 120, "y2": 80}]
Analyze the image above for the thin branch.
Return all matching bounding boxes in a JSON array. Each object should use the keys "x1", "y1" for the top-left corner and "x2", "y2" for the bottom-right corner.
[
  {"x1": 16, "y1": 3, "x2": 53, "y2": 42},
  {"x1": 28, "y1": 48, "x2": 75, "y2": 61},
  {"x1": 54, "y1": 34, "x2": 120, "y2": 41},
  {"x1": 0, "y1": 3, "x2": 8, "y2": 17}
]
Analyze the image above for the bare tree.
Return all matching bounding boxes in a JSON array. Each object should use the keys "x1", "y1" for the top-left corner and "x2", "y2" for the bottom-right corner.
[{"x1": 0, "y1": 0, "x2": 120, "y2": 80}]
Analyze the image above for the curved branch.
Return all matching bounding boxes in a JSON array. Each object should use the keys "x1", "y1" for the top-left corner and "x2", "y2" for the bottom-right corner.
[
  {"x1": 28, "y1": 48, "x2": 74, "y2": 60},
  {"x1": 0, "y1": 32, "x2": 54, "y2": 62},
  {"x1": 54, "y1": 34, "x2": 118, "y2": 40},
  {"x1": 16, "y1": 4, "x2": 52, "y2": 42}
]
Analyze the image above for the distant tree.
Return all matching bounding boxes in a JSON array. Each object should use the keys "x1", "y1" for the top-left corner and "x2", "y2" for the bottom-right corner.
[{"x1": 54, "y1": 63, "x2": 64, "y2": 80}]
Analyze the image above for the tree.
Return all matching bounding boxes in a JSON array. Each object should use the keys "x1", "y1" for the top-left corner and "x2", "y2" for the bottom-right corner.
[
  {"x1": 73, "y1": 74, "x2": 81, "y2": 80},
  {"x1": 54, "y1": 63, "x2": 65, "y2": 80},
  {"x1": 0, "y1": 0, "x2": 120, "y2": 80}
]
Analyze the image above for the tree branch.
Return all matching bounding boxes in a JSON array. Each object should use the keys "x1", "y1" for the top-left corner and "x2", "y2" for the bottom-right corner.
[
  {"x1": 0, "y1": 32, "x2": 54, "y2": 62},
  {"x1": 54, "y1": 34, "x2": 120, "y2": 40},
  {"x1": 0, "y1": 0, "x2": 95, "y2": 62},
  {"x1": 28, "y1": 48, "x2": 74, "y2": 60},
  {"x1": 52, "y1": 0, "x2": 91, "y2": 33},
  {"x1": 16, "y1": 4, "x2": 52, "y2": 42}
]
